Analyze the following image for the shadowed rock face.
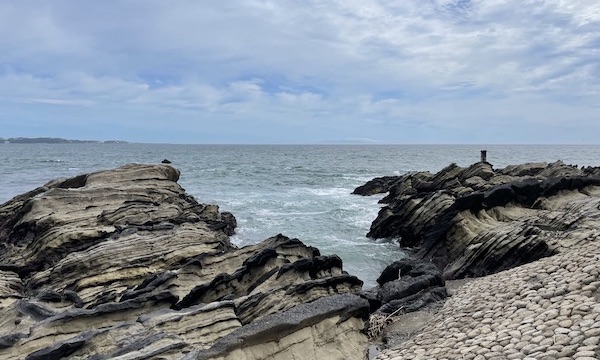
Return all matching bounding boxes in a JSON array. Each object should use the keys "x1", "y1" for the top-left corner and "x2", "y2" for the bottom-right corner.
[
  {"x1": 372, "y1": 258, "x2": 447, "y2": 315},
  {"x1": 0, "y1": 164, "x2": 368, "y2": 360},
  {"x1": 356, "y1": 161, "x2": 600, "y2": 280}
]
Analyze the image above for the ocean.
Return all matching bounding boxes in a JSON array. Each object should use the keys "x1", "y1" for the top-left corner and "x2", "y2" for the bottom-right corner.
[{"x1": 2, "y1": 144, "x2": 600, "y2": 287}]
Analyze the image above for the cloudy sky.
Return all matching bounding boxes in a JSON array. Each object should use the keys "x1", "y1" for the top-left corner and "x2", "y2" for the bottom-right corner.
[{"x1": 1, "y1": 1, "x2": 598, "y2": 144}]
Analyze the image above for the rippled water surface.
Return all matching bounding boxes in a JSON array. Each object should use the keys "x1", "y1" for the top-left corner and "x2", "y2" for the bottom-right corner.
[{"x1": 2, "y1": 144, "x2": 600, "y2": 287}]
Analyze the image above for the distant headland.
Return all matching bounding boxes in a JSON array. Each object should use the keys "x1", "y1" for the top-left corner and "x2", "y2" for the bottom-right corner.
[{"x1": 0, "y1": 137, "x2": 127, "y2": 144}]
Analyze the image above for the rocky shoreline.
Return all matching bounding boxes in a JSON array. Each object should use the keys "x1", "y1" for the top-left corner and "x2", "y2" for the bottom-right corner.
[
  {"x1": 0, "y1": 164, "x2": 368, "y2": 359},
  {"x1": 356, "y1": 160, "x2": 600, "y2": 359},
  {"x1": 1, "y1": 160, "x2": 599, "y2": 359}
]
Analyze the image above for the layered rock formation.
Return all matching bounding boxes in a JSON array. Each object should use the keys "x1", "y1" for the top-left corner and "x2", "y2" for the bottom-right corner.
[
  {"x1": 357, "y1": 160, "x2": 600, "y2": 359},
  {"x1": 0, "y1": 164, "x2": 368, "y2": 360},
  {"x1": 356, "y1": 161, "x2": 600, "y2": 280}
]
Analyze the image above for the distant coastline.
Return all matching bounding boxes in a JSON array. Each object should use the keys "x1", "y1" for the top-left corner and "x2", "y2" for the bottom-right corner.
[{"x1": 0, "y1": 137, "x2": 127, "y2": 144}]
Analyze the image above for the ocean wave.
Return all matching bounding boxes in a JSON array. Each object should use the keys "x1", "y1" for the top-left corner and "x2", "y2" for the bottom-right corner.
[
  {"x1": 254, "y1": 208, "x2": 327, "y2": 217},
  {"x1": 5, "y1": 143, "x2": 600, "y2": 288},
  {"x1": 289, "y1": 187, "x2": 349, "y2": 197}
]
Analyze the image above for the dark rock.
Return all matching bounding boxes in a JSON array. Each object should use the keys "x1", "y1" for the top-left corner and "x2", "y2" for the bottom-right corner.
[
  {"x1": 25, "y1": 332, "x2": 94, "y2": 360},
  {"x1": 0, "y1": 333, "x2": 26, "y2": 349},
  {"x1": 357, "y1": 161, "x2": 600, "y2": 280},
  {"x1": 353, "y1": 176, "x2": 403, "y2": 196},
  {"x1": 36, "y1": 290, "x2": 63, "y2": 303},
  {"x1": 205, "y1": 211, "x2": 238, "y2": 236},
  {"x1": 63, "y1": 290, "x2": 84, "y2": 308},
  {"x1": 220, "y1": 211, "x2": 237, "y2": 236},
  {"x1": 16, "y1": 300, "x2": 56, "y2": 321},
  {"x1": 377, "y1": 286, "x2": 447, "y2": 314},
  {"x1": 277, "y1": 254, "x2": 344, "y2": 279},
  {"x1": 376, "y1": 258, "x2": 440, "y2": 286},
  {"x1": 379, "y1": 171, "x2": 433, "y2": 204},
  {"x1": 379, "y1": 273, "x2": 443, "y2": 304},
  {"x1": 374, "y1": 258, "x2": 447, "y2": 315},
  {"x1": 360, "y1": 287, "x2": 382, "y2": 313}
]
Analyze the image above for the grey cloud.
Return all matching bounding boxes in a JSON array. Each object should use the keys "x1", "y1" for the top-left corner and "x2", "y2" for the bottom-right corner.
[{"x1": 0, "y1": 0, "x2": 598, "y2": 143}]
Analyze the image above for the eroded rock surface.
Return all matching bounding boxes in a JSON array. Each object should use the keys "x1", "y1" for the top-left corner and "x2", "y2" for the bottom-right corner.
[
  {"x1": 357, "y1": 161, "x2": 600, "y2": 280},
  {"x1": 374, "y1": 258, "x2": 447, "y2": 315},
  {"x1": 0, "y1": 164, "x2": 368, "y2": 360},
  {"x1": 358, "y1": 161, "x2": 600, "y2": 359}
]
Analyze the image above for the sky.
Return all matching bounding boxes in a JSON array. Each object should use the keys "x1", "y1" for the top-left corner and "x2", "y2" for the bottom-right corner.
[{"x1": 0, "y1": 1, "x2": 599, "y2": 144}]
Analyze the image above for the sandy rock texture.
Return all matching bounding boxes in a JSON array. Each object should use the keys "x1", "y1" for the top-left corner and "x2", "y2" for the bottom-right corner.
[{"x1": 0, "y1": 164, "x2": 368, "y2": 360}]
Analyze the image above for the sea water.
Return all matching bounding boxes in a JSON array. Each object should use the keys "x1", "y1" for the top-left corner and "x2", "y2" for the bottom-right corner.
[{"x1": 2, "y1": 144, "x2": 600, "y2": 287}]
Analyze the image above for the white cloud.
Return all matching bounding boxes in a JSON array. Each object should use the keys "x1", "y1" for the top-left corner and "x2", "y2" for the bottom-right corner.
[
  {"x1": 29, "y1": 98, "x2": 93, "y2": 106},
  {"x1": 0, "y1": 0, "x2": 598, "y2": 143}
]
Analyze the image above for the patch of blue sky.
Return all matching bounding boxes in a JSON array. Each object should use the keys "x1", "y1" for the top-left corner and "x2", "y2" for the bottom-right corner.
[
  {"x1": 441, "y1": 0, "x2": 473, "y2": 15},
  {"x1": 231, "y1": 72, "x2": 326, "y2": 96},
  {"x1": 370, "y1": 90, "x2": 409, "y2": 102},
  {"x1": 438, "y1": 82, "x2": 482, "y2": 93},
  {"x1": 0, "y1": 62, "x2": 24, "y2": 76},
  {"x1": 368, "y1": 46, "x2": 406, "y2": 60},
  {"x1": 370, "y1": 84, "x2": 486, "y2": 102},
  {"x1": 0, "y1": 58, "x2": 57, "y2": 78},
  {"x1": 433, "y1": 0, "x2": 474, "y2": 22},
  {"x1": 137, "y1": 72, "x2": 181, "y2": 89},
  {"x1": 579, "y1": 37, "x2": 600, "y2": 56}
]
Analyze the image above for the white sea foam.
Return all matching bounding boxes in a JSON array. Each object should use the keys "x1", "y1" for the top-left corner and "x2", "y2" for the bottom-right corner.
[
  {"x1": 5, "y1": 144, "x2": 600, "y2": 287},
  {"x1": 290, "y1": 186, "x2": 349, "y2": 197}
]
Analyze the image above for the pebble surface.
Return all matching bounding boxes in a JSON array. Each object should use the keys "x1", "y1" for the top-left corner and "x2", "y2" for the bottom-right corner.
[{"x1": 376, "y1": 240, "x2": 600, "y2": 360}]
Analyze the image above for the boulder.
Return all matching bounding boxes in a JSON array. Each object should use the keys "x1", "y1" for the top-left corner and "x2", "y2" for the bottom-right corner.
[
  {"x1": 372, "y1": 258, "x2": 447, "y2": 315},
  {"x1": 356, "y1": 161, "x2": 600, "y2": 280},
  {"x1": 0, "y1": 164, "x2": 368, "y2": 360}
]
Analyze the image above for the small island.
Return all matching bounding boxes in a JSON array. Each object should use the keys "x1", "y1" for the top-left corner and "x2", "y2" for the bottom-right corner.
[{"x1": 0, "y1": 137, "x2": 127, "y2": 144}]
